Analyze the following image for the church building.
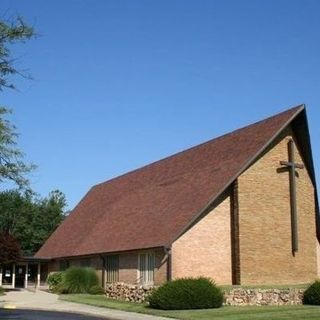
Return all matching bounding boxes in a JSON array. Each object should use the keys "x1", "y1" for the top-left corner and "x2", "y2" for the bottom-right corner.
[{"x1": 35, "y1": 104, "x2": 320, "y2": 287}]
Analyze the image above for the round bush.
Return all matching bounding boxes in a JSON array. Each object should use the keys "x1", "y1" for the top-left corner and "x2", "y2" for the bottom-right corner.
[
  {"x1": 88, "y1": 285, "x2": 105, "y2": 295},
  {"x1": 148, "y1": 277, "x2": 223, "y2": 310},
  {"x1": 61, "y1": 267, "x2": 99, "y2": 294},
  {"x1": 303, "y1": 281, "x2": 320, "y2": 305},
  {"x1": 47, "y1": 272, "x2": 64, "y2": 293}
]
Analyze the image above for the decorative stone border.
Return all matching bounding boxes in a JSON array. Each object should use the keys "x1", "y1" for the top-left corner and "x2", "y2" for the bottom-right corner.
[
  {"x1": 105, "y1": 282, "x2": 155, "y2": 303},
  {"x1": 105, "y1": 282, "x2": 305, "y2": 306},
  {"x1": 224, "y1": 288, "x2": 304, "y2": 306}
]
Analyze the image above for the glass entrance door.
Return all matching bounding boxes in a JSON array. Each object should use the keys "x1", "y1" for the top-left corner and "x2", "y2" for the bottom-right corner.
[{"x1": 15, "y1": 265, "x2": 26, "y2": 288}]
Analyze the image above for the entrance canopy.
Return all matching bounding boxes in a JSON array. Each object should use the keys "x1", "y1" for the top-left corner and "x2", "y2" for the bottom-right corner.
[{"x1": 0, "y1": 257, "x2": 50, "y2": 289}]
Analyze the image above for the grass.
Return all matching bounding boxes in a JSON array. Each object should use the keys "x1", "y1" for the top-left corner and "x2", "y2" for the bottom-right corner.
[
  {"x1": 0, "y1": 287, "x2": 4, "y2": 296},
  {"x1": 60, "y1": 294, "x2": 320, "y2": 320}
]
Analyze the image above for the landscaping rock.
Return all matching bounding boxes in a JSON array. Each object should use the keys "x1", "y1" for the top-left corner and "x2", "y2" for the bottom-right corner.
[
  {"x1": 224, "y1": 288, "x2": 304, "y2": 306},
  {"x1": 105, "y1": 282, "x2": 155, "y2": 303},
  {"x1": 105, "y1": 282, "x2": 304, "y2": 306}
]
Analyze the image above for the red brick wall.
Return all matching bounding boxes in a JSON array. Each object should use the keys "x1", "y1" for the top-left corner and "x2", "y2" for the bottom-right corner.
[
  {"x1": 48, "y1": 256, "x2": 104, "y2": 284},
  {"x1": 119, "y1": 252, "x2": 138, "y2": 283},
  {"x1": 48, "y1": 260, "x2": 59, "y2": 273},
  {"x1": 119, "y1": 249, "x2": 167, "y2": 285},
  {"x1": 154, "y1": 249, "x2": 168, "y2": 284},
  {"x1": 47, "y1": 248, "x2": 167, "y2": 286}
]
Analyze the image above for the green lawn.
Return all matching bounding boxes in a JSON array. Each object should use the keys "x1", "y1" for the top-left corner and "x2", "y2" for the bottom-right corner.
[{"x1": 60, "y1": 294, "x2": 320, "y2": 320}]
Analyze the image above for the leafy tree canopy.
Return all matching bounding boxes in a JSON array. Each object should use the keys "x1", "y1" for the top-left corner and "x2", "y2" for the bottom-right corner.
[
  {"x1": 0, "y1": 17, "x2": 35, "y2": 189},
  {"x1": 0, "y1": 189, "x2": 67, "y2": 257},
  {"x1": 0, "y1": 17, "x2": 34, "y2": 90},
  {"x1": 0, "y1": 107, "x2": 36, "y2": 188},
  {"x1": 0, "y1": 232, "x2": 21, "y2": 265}
]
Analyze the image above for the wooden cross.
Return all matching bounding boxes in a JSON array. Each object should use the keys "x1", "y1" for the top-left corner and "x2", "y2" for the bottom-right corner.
[{"x1": 280, "y1": 139, "x2": 304, "y2": 254}]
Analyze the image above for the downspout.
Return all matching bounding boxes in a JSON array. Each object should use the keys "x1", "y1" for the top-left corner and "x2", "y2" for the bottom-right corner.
[
  {"x1": 99, "y1": 255, "x2": 106, "y2": 290},
  {"x1": 164, "y1": 246, "x2": 172, "y2": 281}
]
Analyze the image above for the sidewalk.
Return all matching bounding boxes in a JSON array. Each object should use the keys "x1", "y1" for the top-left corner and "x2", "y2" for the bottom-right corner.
[{"x1": 0, "y1": 289, "x2": 170, "y2": 320}]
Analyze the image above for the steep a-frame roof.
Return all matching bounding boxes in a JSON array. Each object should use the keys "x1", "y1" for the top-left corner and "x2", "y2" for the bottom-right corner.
[{"x1": 36, "y1": 105, "x2": 318, "y2": 259}]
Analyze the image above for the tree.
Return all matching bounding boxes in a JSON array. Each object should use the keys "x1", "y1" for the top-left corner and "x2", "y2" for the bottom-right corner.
[
  {"x1": 0, "y1": 190, "x2": 67, "y2": 255},
  {"x1": 25, "y1": 190, "x2": 67, "y2": 255},
  {"x1": 0, "y1": 17, "x2": 34, "y2": 91},
  {"x1": 0, "y1": 232, "x2": 21, "y2": 265},
  {"x1": 0, "y1": 108, "x2": 36, "y2": 188},
  {"x1": 0, "y1": 17, "x2": 35, "y2": 188}
]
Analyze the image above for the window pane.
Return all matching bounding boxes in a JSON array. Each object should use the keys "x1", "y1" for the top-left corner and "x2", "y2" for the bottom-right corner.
[
  {"x1": 106, "y1": 255, "x2": 119, "y2": 283},
  {"x1": 140, "y1": 254, "x2": 146, "y2": 283},
  {"x1": 139, "y1": 253, "x2": 154, "y2": 284}
]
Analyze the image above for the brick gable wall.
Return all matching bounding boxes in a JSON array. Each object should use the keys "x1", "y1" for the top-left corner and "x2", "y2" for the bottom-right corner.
[
  {"x1": 238, "y1": 127, "x2": 318, "y2": 284},
  {"x1": 171, "y1": 193, "x2": 232, "y2": 284}
]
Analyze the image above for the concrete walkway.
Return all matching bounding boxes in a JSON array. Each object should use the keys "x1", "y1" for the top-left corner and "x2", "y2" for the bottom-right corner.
[{"x1": 0, "y1": 289, "x2": 170, "y2": 320}]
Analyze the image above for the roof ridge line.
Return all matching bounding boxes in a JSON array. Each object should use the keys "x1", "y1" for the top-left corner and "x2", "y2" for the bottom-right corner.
[
  {"x1": 167, "y1": 104, "x2": 305, "y2": 246},
  {"x1": 93, "y1": 104, "x2": 304, "y2": 190}
]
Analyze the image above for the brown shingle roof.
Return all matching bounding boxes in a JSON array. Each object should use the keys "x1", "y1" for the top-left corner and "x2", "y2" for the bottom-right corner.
[{"x1": 36, "y1": 105, "x2": 306, "y2": 259}]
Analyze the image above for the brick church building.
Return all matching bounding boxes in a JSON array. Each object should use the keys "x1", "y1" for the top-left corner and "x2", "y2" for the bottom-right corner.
[{"x1": 35, "y1": 104, "x2": 319, "y2": 287}]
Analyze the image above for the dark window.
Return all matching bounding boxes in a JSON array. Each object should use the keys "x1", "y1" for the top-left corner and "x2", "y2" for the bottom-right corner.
[
  {"x1": 59, "y1": 260, "x2": 69, "y2": 271},
  {"x1": 106, "y1": 255, "x2": 119, "y2": 283},
  {"x1": 80, "y1": 258, "x2": 91, "y2": 267}
]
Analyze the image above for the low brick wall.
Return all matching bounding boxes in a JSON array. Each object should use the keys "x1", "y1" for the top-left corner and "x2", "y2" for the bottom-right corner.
[
  {"x1": 224, "y1": 288, "x2": 304, "y2": 306},
  {"x1": 105, "y1": 282, "x2": 305, "y2": 306}
]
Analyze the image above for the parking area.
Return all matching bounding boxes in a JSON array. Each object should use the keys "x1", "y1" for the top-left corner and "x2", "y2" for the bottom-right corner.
[
  {"x1": 0, "y1": 309, "x2": 108, "y2": 320},
  {"x1": 0, "y1": 289, "x2": 169, "y2": 320}
]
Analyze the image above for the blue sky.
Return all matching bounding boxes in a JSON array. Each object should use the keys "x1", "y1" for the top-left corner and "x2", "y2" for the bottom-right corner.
[{"x1": 1, "y1": 0, "x2": 319, "y2": 210}]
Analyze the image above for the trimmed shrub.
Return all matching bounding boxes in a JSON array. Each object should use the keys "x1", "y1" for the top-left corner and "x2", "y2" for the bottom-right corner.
[
  {"x1": 303, "y1": 281, "x2": 320, "y2": 305},
  {"x1": 61, "y1": 267, "x2": 99, "y2": 294},
  {"x1": 148, "y1": 277, "x2": 223, "y2": 310},
  {"x1": 88, "y1": 285, "x2": 105, "y2": 295},
  {"x1": 0, "y1": 286, "x2": 5, "y2": 295},
  {"x1": 47, "y1": 272, "x2": 64, "y2": 293}
]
